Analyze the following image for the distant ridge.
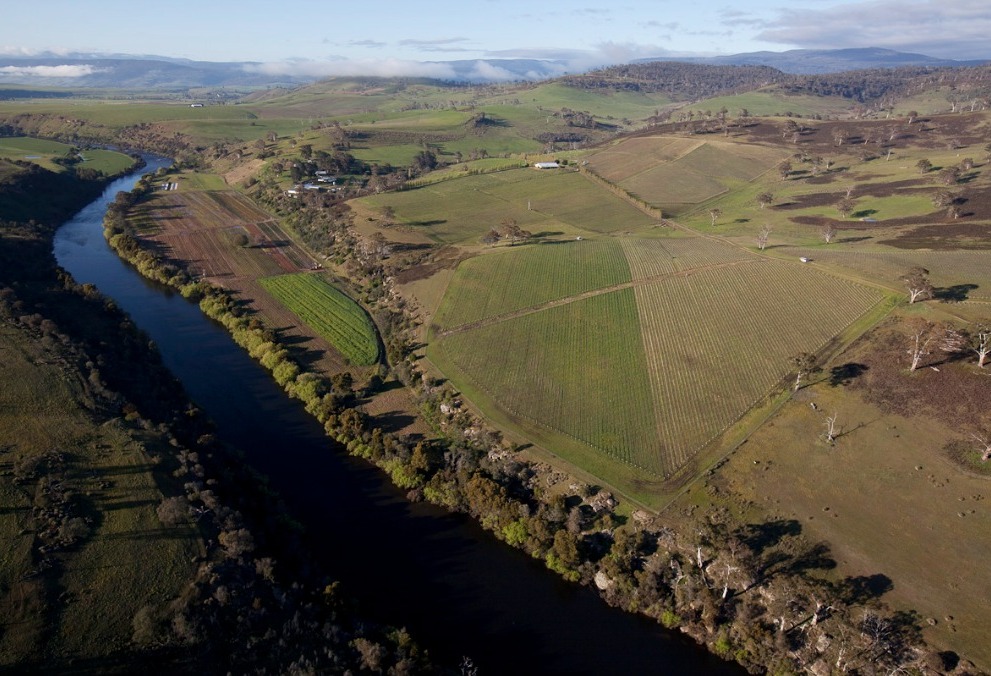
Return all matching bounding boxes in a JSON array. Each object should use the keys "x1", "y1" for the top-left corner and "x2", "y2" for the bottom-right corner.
[{"x1": 634, "y1": 47, "x2": 990, "y2": 75}]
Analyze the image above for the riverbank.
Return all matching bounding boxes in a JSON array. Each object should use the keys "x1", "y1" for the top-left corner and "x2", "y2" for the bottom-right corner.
[{"x1": 1, "y1": 157, "x2": 433, "y2": 673}]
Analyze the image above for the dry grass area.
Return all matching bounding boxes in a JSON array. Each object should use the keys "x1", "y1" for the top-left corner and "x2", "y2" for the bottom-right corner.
[{"x1": 698, "y1": 313, "x2": 991, "y2": 670}]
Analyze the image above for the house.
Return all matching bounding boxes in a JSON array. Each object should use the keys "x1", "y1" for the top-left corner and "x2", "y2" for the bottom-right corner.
[
  {"x1": 189, "y1": 103, "x2": 204, "y2": 108},
  {"x1": 533, "y1": 161, "x2": 560, "y2": 169}
]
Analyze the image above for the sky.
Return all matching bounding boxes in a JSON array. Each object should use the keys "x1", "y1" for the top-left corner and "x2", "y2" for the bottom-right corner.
[{"x1": 2, "y1": 0, "x2": 990, "y2": 79}]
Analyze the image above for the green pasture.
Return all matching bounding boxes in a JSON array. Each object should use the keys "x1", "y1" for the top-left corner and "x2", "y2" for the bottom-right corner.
[
  {"x1": 259, "y1": 273, "x2": 379, "y2": 365},
  {"x1": 360, "y1": 167, "x2": 653, "y2": 244},
  {"x1": 0, "y1": 137, "x2": 133, "y2": 174},
  {"x1": 680, "y1": 88, "x2": 854, "y2": 118},
  {"x1": 432, "y1": 238, "x2": 631, "y2": 330}
]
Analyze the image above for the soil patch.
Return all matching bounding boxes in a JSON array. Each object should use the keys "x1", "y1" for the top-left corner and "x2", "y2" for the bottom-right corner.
[{"x1": 882, "y1": 222, "x2": 991, "y2": 250}]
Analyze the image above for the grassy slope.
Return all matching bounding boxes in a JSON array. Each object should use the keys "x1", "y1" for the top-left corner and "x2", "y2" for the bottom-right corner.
[{"x1": 0, "y1": 323, "x2": 200, "y2": 666}]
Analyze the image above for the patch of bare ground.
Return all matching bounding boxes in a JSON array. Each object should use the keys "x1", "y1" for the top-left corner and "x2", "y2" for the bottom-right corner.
[{"x1": 391, "y1": 246, "x2": 465, "y2": 284}]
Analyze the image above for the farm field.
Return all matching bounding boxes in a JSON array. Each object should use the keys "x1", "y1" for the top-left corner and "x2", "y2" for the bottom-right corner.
[
  {"x1": 0, "y1": 136, "x2": 134, "y2": 175},
  {"x1": 358, "y1": 167, "x2": 657, "y2": 245},
  {"x1": 259, "y1": 273, "x2": 379, "y2": 366},
  {"x1": 429, "y1": 230, "x2": 885, "y2": 480},
  {"x1": 586, "y1": 135, "x2": 790, "y2": 214},
  {"x1": 133, "y1": 187, "x2": 314, "y2": 279}
]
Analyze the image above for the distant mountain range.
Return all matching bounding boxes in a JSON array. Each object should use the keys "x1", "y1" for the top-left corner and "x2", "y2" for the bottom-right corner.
[
  {"x1": 634, "y1": 47, "x2": 990, "y2": 75},
  {"x1": 0, "y1": 48, "x2": 987, "y2": 90}
]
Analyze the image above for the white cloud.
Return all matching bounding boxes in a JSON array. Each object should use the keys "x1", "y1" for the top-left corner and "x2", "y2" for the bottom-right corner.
[
  {"x1": 243, "y1": 58, "x2": 457, "y2": 80},
  {"x1": 0, "y1": 64, "x2": 102, "y2": 77},
  {"x1": 757, "y1": 0, "x2": 991, "y2": 60}
]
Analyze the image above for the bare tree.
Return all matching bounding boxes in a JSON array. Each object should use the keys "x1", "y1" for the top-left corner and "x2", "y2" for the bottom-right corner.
[
  {"x1": 915, "y1": 158, "x2": 932, "y2": 174},
  {"x1": 708, "y1": 208, "x2": 722, "y2": 226},
  {"x1": 937, "y1": 166, "x2": 961, "y2": 185},
  {"x1": 779, "y1": 161, "x2": 792, "y2": 179},
  {"x1": 756, "y1": 223, "x2": 772, "y2": 251},
  {"x1": 819, "y1": 223, "x2": 837, "y2": 244},
  {"x1": 901, "y1": 267, "x2": 933, "y2": 303},
  {"x1": 904, "y1": 318, "x2": 961, "y2": 371},
  {"x1": 971, "y1": 432, "x2": 991, "y2": 462},
  {"x1": 756, "y1": 192, "x2": 774, "y2": 209},
  {"x1": 968, "y1": 323, "x2": 991, "y2": 367},
  {"x1": 822, "y1": 413, "x2": 839, "y2": 445},
  {"x1": 791, "y1": 352, "x2": 820, "y2": 391}
]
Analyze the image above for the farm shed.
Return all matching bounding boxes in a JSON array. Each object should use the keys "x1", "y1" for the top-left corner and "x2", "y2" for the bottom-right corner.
[{"x1": 533, "y1": 161, "x2": 560, "y2": 169}]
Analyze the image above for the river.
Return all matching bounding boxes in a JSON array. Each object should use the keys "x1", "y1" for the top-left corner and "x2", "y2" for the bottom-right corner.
[{"x1": 53, "y1": 158, "x2": 742, "y2": 674}]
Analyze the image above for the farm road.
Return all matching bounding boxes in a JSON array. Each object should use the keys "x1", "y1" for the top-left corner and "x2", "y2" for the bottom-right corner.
[{"x1": 436, "y1": 258, "x2": 760, "y2": 338}]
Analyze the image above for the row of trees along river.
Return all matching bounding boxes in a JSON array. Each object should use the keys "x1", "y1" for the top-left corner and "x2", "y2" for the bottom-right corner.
[{"x1": 53, "y1": 156, "x2": 741, "y2": 674}]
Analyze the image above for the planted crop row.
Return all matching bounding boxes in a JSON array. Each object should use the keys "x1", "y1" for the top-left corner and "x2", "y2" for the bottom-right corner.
[
  {"x1": 259, "y1": 273, "x2": 379, "y2": 365},
  {"x1": 635, "y1": 261, "x2": 884, "y2": 473},
  {"x1": 433, "y1": 239, "x2": 631, "y2": 330},
  {"x1": 433, "y1": 289, "x2": 664, "y2": 472},
  {"x1": 780, "y1": 247, "x2": 991, "y2": 300},
  {"x1": 620, "y1": 235, "x2": 754, "y2": 280}
]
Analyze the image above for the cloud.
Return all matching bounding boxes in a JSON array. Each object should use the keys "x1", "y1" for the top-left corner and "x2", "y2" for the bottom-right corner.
[
  {"x1": 756, "y1": 0, "x2": 991, "y2": 60},
  {"x1": 0, "y1": 64, "x2": 102, "y2": 77},
  {"x1": 243, "y1": 58, "x2": 457, "y2": 80},
  {"x1": 345, "y1": 39, "x2": 387, "y2": 49},
  {"x1": 398, "y1": 38, "x2": 471, "y2": 53}
]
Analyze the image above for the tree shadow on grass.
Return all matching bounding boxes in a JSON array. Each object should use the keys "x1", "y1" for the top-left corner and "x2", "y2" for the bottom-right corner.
[
  {"x1": 829, "y1": 362, "x2": 868, "y2": 386},
  {"x1": 933, "y1": 283, "x2": 978, "y2": 302},
  {"x1": 836, "y1": 573, "x2": 893, "y2": 605}
]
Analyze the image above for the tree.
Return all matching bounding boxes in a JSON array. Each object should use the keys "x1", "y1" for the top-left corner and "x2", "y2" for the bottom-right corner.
[
  {"x1": 756, "y1": 192, "x2": 774, "y2": 209},
  {"x1": 778, "y1": 161, "x2": 792, "y2": 179},
  {"x1": 819, "y1": 223, "x2": 837, "y2": 244},
  {"x1": 937, "y1": 166, "x2": 961, "y2": 185},
  {"x1": 901, "y1": 267, "x2": 932, "y2": 304},
  {"x1": 931, "y1": 189, "x2": 955, "y2": 208},
  {"x1": 708, "y1": 208, "x2": 722, "y2": 226},
  {"x1": 968, "y1": 323, "x2": 991, "y2": 368},
  {"x1": 835, "y1": 197, "x2": 855, "y2": 219},
  {"x1": 756, "y1": 223, "x2": 772, "y2": 251},
  {"x1": 791, "y1": 352, "x2": 820, "y2": 391},
  {"x1": 970, "y1": 433, "x2": 991, "y2": 462},
  {"x1": 905, "y1": 318, "x2": 950, "y2": 371},
  {"x1": 915, "y1": 158, "x2": 932, "y2": 174},
  {"x1": 822, "y1": 412, "x2": 839, "y2": 445},
  {"x1": 906, "y1": 110, "x2": 918, "y2": 125}
]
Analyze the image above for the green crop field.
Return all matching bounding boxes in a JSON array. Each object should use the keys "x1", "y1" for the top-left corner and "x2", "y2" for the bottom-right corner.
[
  {"x1": 428, "y1": 229, "x2": 885, "y2": 478},
  {"x1": 259, "y1": 273, "x2": 379, "y2": 365},
  {"x1": 433, "y1": 239, "x2": 631, "y2": 330},
  {"x1": 431, "y1": 288, "x2": 661, "y2": 470}
]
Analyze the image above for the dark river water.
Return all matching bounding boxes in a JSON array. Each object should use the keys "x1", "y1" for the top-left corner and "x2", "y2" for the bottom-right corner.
[{"x1": 53, "y1": 159, "x2": 742, "y2": 674}]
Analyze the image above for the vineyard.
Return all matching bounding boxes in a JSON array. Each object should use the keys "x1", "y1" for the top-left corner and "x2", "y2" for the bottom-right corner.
[
  {"x1": 430, "y1": 289, "x2": 661, "y2": 471},
  {"x1": 429, "y1": 242, "x2": 885, "y2": 476},
  {"x1": 587, "y1": 136, "x2": 788, "y2": 211},
  {"x1": 259, "y1": 273, "x2": 380, "y2": 366},
  {"x1": 432, "y1": 239, "x2": 631, "y2": 330},
  {"x1": 634, "y1": 260, "x2": 885, "y2": 473}
]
